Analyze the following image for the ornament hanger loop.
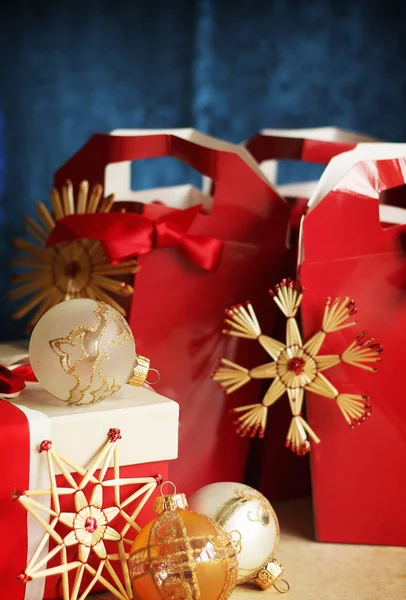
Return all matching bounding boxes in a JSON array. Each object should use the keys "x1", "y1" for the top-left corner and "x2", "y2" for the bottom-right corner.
[
  {"x1": 160, "y1": 480, "x2": 177, "y2": 496},
  {"x1": 146, "y1": 368, "x2": 161, "y2": 386},
  {"x1": 273, "y1": 579, "x2": 290, "y2": 594}
]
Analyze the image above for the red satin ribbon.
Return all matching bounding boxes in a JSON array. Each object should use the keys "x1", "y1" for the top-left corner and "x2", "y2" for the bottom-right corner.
[
  {"x1": 47, "y1": 205, "x2": 223, "y2": 271},
  {"x1": 1, "y1": 400, "x2": 31, "y2": 600},
  {"x1": 0, "y1": 365, "x2": 27, "y2": 398},
  {"x1": 12, "y1": 365, "x2": 37, "y2": 382},
  {"x1": 0, "y1": 364, "x2": 37, "y2": 398}
]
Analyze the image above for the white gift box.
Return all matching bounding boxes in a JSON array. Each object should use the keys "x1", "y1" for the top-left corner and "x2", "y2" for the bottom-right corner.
[{"x1": 0, "y1": 348, "x2": 179, "y2": 600}]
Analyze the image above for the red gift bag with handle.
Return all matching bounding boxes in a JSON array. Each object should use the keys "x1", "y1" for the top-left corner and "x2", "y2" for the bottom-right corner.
[
  {"x1": 245, "y1": 127, "x2": 378, "y2": 243},
  {"x1": 299, "y1": 143, "x2": 406, "y2": 545},
  {"x1": 51, "y1": 129, "x2": 290, "y2": 496},
  {"x1": 241, "y1": 128, "x2": 377, "y2": 501}
]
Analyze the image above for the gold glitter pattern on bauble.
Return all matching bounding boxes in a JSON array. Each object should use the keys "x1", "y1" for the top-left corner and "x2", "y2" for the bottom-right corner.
[
  {"x1": 49, "y1": 301, "x2": 133, "y2": 405},
  {"x1": 129, "y1": 509, "x2": 238, "y2": 599},
  {"x1": 213, "y1": 487, "x2": 280, "y2": 585}
]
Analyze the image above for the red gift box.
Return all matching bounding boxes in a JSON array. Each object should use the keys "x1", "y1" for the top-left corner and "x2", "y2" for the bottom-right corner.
[
  {"x1": 0, "y1": 378, "x2": 179, "y2": 599},
  {"x1": 50, "y1": 129, "x2": 290, "y2": 497},
  {"x1": 299, "y1": 143, "x2": 406, "y2": 546}
]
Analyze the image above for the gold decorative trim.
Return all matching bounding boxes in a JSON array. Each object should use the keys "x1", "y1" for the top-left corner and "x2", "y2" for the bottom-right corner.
[
  {"x1": 254, "y1": 558, "x2": 288, "y2": 593},
  {"x1": 154, "y1": 492, "x2": 189, "y2": 515},
  {"x1": 129, "y1": 354, "x2": 151, "y2": 387}
]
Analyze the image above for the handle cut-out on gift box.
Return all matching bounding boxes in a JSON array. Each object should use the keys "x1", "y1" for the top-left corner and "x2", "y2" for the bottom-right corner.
[
  {"x1": 106, "y1": 129, "x2": 212, "y2": 212},
  {"x1": 245, "y1": 126, "x2": 378, "y2": 196},
  {"x1": 55, "y1": 129, "x2": 277, "y2": 229}
]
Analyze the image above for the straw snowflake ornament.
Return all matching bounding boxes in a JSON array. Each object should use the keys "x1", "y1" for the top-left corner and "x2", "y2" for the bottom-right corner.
[
  {"x1": 212, "y1": 279, "x2": 382, "y2": 455},
  {"x1": 9, "y1": 180, "x2": 138, "y2": 329},
  {"x1": 16, "y1": 428, "x2": 161, "y2": 600}
]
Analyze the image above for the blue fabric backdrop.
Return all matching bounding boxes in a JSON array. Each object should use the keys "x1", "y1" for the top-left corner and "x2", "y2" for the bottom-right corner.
[{"x1": 1, "y1": 0, "x2": 406, "y2": 340}]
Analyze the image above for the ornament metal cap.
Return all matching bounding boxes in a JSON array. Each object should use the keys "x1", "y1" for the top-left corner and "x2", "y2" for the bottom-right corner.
[
  {"x1": 129, "y1": 354, "x2": 151, "y2": 387},
  {"x1": 253, "y1": 558, "x2": 289, "y2": 593},
  {"x1": 154, "y1": 481, "x2": 189, "y2": 515}
]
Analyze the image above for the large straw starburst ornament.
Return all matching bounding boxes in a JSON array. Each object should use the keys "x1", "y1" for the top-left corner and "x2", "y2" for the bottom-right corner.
[
  {"x1": 9, "y1": 180, "x2": 138, "y2": 329},
  {"x1": 17, "y1": 429, "x2": 161, "y2": 600},
  {"x1": 212, "y1": 279, "x2": 382, "y2": 455}
]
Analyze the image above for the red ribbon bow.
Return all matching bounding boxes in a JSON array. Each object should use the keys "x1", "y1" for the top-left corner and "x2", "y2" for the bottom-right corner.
[
  {"x1": 0, "y1": 364, "x2": 37, "y2": 399},
  {"x1": 47, "y1": 205, "x2": 223, "y2": 271}
]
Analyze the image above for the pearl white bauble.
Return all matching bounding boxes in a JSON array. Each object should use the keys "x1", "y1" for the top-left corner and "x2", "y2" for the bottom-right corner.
[
  {"x1": 29, "y1": 299, "x2": 137, "y2": 405},
  {"x1": 189, "y1": 482, "x2": 279, "y2": 584}
]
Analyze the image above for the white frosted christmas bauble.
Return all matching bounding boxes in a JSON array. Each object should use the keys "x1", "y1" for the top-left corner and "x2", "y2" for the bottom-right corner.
[
  {"x1": 189, "y1": 482, "x2": 280, "y2": 585},
  {"x1": 29, "y1": 299, "x2": 137, "y2": 405}
]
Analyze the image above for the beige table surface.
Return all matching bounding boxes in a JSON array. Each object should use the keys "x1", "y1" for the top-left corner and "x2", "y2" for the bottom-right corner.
[{"x1": 92, "y1": 498, "x2": 406, "y2": 600}]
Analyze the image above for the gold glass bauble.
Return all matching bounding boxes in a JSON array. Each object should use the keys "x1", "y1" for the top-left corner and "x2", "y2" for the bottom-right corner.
[{"x1": 129, "y1": 484, "x2": 238, "y2": 600}]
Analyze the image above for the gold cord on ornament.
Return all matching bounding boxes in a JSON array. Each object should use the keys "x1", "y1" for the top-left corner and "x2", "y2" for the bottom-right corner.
[
  {"x1": 273, "y1": 578, "x2": 290, "y2": 594},
  {"x1": 146, "y1": 368, "x2": 161, "y2": 385},
  {"x1": 160, "y1": 481, "x2": 177, "y2": 496}
]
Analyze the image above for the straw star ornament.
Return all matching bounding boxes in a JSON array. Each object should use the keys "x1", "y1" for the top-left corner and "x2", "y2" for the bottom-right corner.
[
  {"x1": 17, "y1": 429, "x2": 161, "y2": 600},
  {"x1": 212, "y1": 279, "x2": 382, "y2": 455},
  {"x1": 9, "y1": 180, "x2": 138, "y2": 329}
]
